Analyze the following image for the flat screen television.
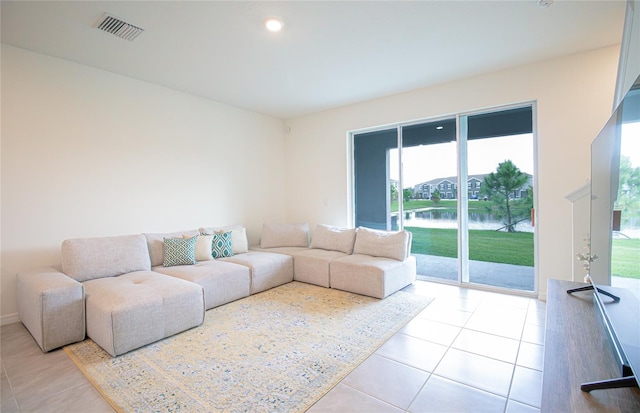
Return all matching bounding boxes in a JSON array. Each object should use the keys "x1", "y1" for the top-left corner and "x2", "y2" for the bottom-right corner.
[{"x1": 568, "y1": 74, "x2": 640, "y2": 392}]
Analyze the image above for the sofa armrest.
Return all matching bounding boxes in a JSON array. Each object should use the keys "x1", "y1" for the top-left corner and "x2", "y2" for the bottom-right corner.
[{"x1": 17, "y1": 267, "x2": 85, "y2": 352}]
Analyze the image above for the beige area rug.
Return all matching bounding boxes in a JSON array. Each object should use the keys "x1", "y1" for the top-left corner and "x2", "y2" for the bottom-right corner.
[{"x1": 65, "y1": 281, "x2": 433, "y2": 413}]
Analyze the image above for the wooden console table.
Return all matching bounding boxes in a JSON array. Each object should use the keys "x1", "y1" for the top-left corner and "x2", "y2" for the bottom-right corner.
[{"x1": 542, "y1": 279, "x2": 640, "y2": 412}]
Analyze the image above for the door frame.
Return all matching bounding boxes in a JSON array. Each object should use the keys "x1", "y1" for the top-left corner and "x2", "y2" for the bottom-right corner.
[{"x1": 348, "y1": 101, "x2": 539, "y2": 296}]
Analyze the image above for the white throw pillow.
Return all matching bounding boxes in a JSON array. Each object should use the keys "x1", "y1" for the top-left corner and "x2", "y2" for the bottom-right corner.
[
  {"x1": 310, "y1": 224, "x2": 357, "y2": 254},
  {"x1": 352, "y1": 227, "x2": 410, "y2": 261},
  {"x1": 183, "y1": 234, "x2": 213, "y2": 261},
  {"x1": 260, "y1": 223, "x2": 310, "y2": 248},
  {"x1": 228, "y1": 227, "x2": 249, "y2": 254},
  {"x1": 199, "y1": 225, "x2": 249, "y2": 254}
]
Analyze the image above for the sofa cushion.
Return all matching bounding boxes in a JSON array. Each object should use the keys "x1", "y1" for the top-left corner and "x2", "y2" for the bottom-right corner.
[
  {"x1": 153, "y1": 260, "x2": 250, "y2": 310},
  {"x1": 260, "y1": 222, "x2": 309, "y2": 248},
  {"x1": 293, "y1": 249, "x2": 347, "y2": 288},
  {"x1": 183, "y1": 234, "x2": 213, "y2": 261},
  {"x1": 163, "y1": 237, "x2": 197, "y2": 267},
  {"x1": 311, "y1": 224, "x2": 357, "y2": 254},
  {"x1": 211, "y1": 232, "x2": 233, "y2": 258},
  {"x1": 62, "y1": 234, "x2": 151, "y2": 282},
  {"x1": 329, "y1": 254, "x2": 417, "y2": 299},
  {"x1": 352, "y1": 227, "x2": 411, "y2": 261},
  {"x1": 221, "y1": 251, "x2": 293, "y2": 294},
  {"x1": 200, "y1": 225, "x2": 248, "y2": 254},
  {"x1": 144, "y1": 230, "x2": 199, "y2": 267}
]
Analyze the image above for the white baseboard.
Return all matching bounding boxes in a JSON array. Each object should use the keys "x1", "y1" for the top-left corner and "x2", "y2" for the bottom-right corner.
[
  {"x1": 538, "y1": 291, "x2": 547, "y2": 302},
  {"x1": 1, "y1": 313, "x2": 20, "y2": 326}
]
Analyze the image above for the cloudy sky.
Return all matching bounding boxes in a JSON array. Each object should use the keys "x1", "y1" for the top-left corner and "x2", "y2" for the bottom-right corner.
[
  {"x1": 390, "y1": 134, "x2": 534, "y2": 187},
  {"x1": 621, "y1": 122, "x2": 640, "y2": 168}
]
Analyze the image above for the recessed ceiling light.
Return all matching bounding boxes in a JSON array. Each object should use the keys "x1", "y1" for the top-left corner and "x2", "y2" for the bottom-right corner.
[
  {"x1": 264, "y1": 17, "x2": 284, "y2": 32},
  {"x1": 436, "y1": 126, "x2": 444, "y2": 130}
]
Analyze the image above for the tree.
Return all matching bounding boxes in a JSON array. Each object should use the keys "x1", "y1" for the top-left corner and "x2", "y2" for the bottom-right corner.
[
  {"x1": 403, "y1": 188, "x2": 413, "y2": 203},
  {"x1": 616, "y1": 155, "x2": 640, "y2": 226},
  {"x1": 481, "y1": 160, "x2": 531, "y2": 232},
  {"x1": 390, "y1": 184, "x2": 398, "y2": 202},
  {"x1": 431, "y1": 188, "x2": 441, "y2": 204}
]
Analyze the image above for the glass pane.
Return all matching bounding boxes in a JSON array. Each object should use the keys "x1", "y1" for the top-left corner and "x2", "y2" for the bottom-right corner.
[
  {"x1": 399, "y1": 119, "x2": 459, "y2": 282},
  {"x1": 466, "y1": 129, "x2": 535, "y2": 291}
]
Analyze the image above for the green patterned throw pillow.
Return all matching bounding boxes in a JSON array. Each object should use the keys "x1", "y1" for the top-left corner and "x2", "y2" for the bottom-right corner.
[
  {"x1": 163, "y1": 236, "x2": 197, "y2": 266},
  {"x1": 211, "y1": 231, "x2": 233, "y2": 258}
]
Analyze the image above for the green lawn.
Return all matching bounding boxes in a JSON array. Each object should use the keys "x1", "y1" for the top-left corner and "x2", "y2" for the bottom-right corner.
[
  {"x1": 407, "y1": 227, "x2": 534, "y2": 267},
  {"x1": 407, "y1": 227, "x2": 639, "y2": 277},
  {"x1": 612, "y1": 238, "x2": 640, "y2": 280}
]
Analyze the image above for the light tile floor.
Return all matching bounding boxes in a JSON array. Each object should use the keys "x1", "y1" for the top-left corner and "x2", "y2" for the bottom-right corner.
[
  {"x1": 308, "y1": 281, "x2": 545, "y2": 413},
  {"x1": 1, "y1": 280, "x2": 545, "y2": 412}
]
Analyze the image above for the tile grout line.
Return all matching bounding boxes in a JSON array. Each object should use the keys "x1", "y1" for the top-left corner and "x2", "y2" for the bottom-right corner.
[{"x1": 1, "y1": 360, "x2": 21, "y2": 413}]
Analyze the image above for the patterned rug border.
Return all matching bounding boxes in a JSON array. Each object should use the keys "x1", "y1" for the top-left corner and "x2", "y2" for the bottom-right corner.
[
  {"x1": 65, "y1": 282, "x2": 433, "y2": 412},
  {"x1": 64, "y1": 348, "x2": 127, "y2": 413}
]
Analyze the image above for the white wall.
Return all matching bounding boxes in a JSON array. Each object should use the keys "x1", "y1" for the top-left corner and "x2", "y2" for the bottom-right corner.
[
  {"x1": 284, "y1": 45, "x2": 621, "y2": 300},
  {"x1": 1, "y1": 45, "x2": 286, "y2": 321}
]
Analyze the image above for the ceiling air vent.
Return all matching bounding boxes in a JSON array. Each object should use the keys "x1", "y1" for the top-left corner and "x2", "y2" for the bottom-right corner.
[{"x1": 94, "y1": 13, "x2": 144, "y2": 42}]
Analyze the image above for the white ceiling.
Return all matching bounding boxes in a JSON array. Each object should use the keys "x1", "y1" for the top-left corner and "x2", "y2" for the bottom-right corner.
[{"x1": 0, "y1": 1, "x2": 626, "y2": 119}]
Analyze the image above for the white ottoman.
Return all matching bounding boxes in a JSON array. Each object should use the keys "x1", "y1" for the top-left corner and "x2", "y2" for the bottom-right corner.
[{"x1": 84, "y1": 271, "x2": 204, "y2": 356}]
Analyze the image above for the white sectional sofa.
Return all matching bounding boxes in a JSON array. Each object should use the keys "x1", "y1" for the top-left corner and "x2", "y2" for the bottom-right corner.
[{"x1": 16, "y1": 223, "x2": 416, "y2": 357}]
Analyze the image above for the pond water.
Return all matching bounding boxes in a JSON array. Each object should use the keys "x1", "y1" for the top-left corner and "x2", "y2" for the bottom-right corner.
[{"x1": 397, "y1": 208, "x2": 535, "y2": 233}]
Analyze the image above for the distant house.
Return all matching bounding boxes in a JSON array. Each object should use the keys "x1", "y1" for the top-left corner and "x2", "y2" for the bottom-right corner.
[{"x1": 413, "y1": 173, "x2": 532, "y2": 201}]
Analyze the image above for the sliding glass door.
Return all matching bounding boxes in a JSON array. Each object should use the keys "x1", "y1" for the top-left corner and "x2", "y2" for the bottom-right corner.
[
  {"x1": 352, "y1": 104, "x2": 536, "y2": 294},
  {"x1": 463, "y1": 108, "x2": 535, "y2": 291}
]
